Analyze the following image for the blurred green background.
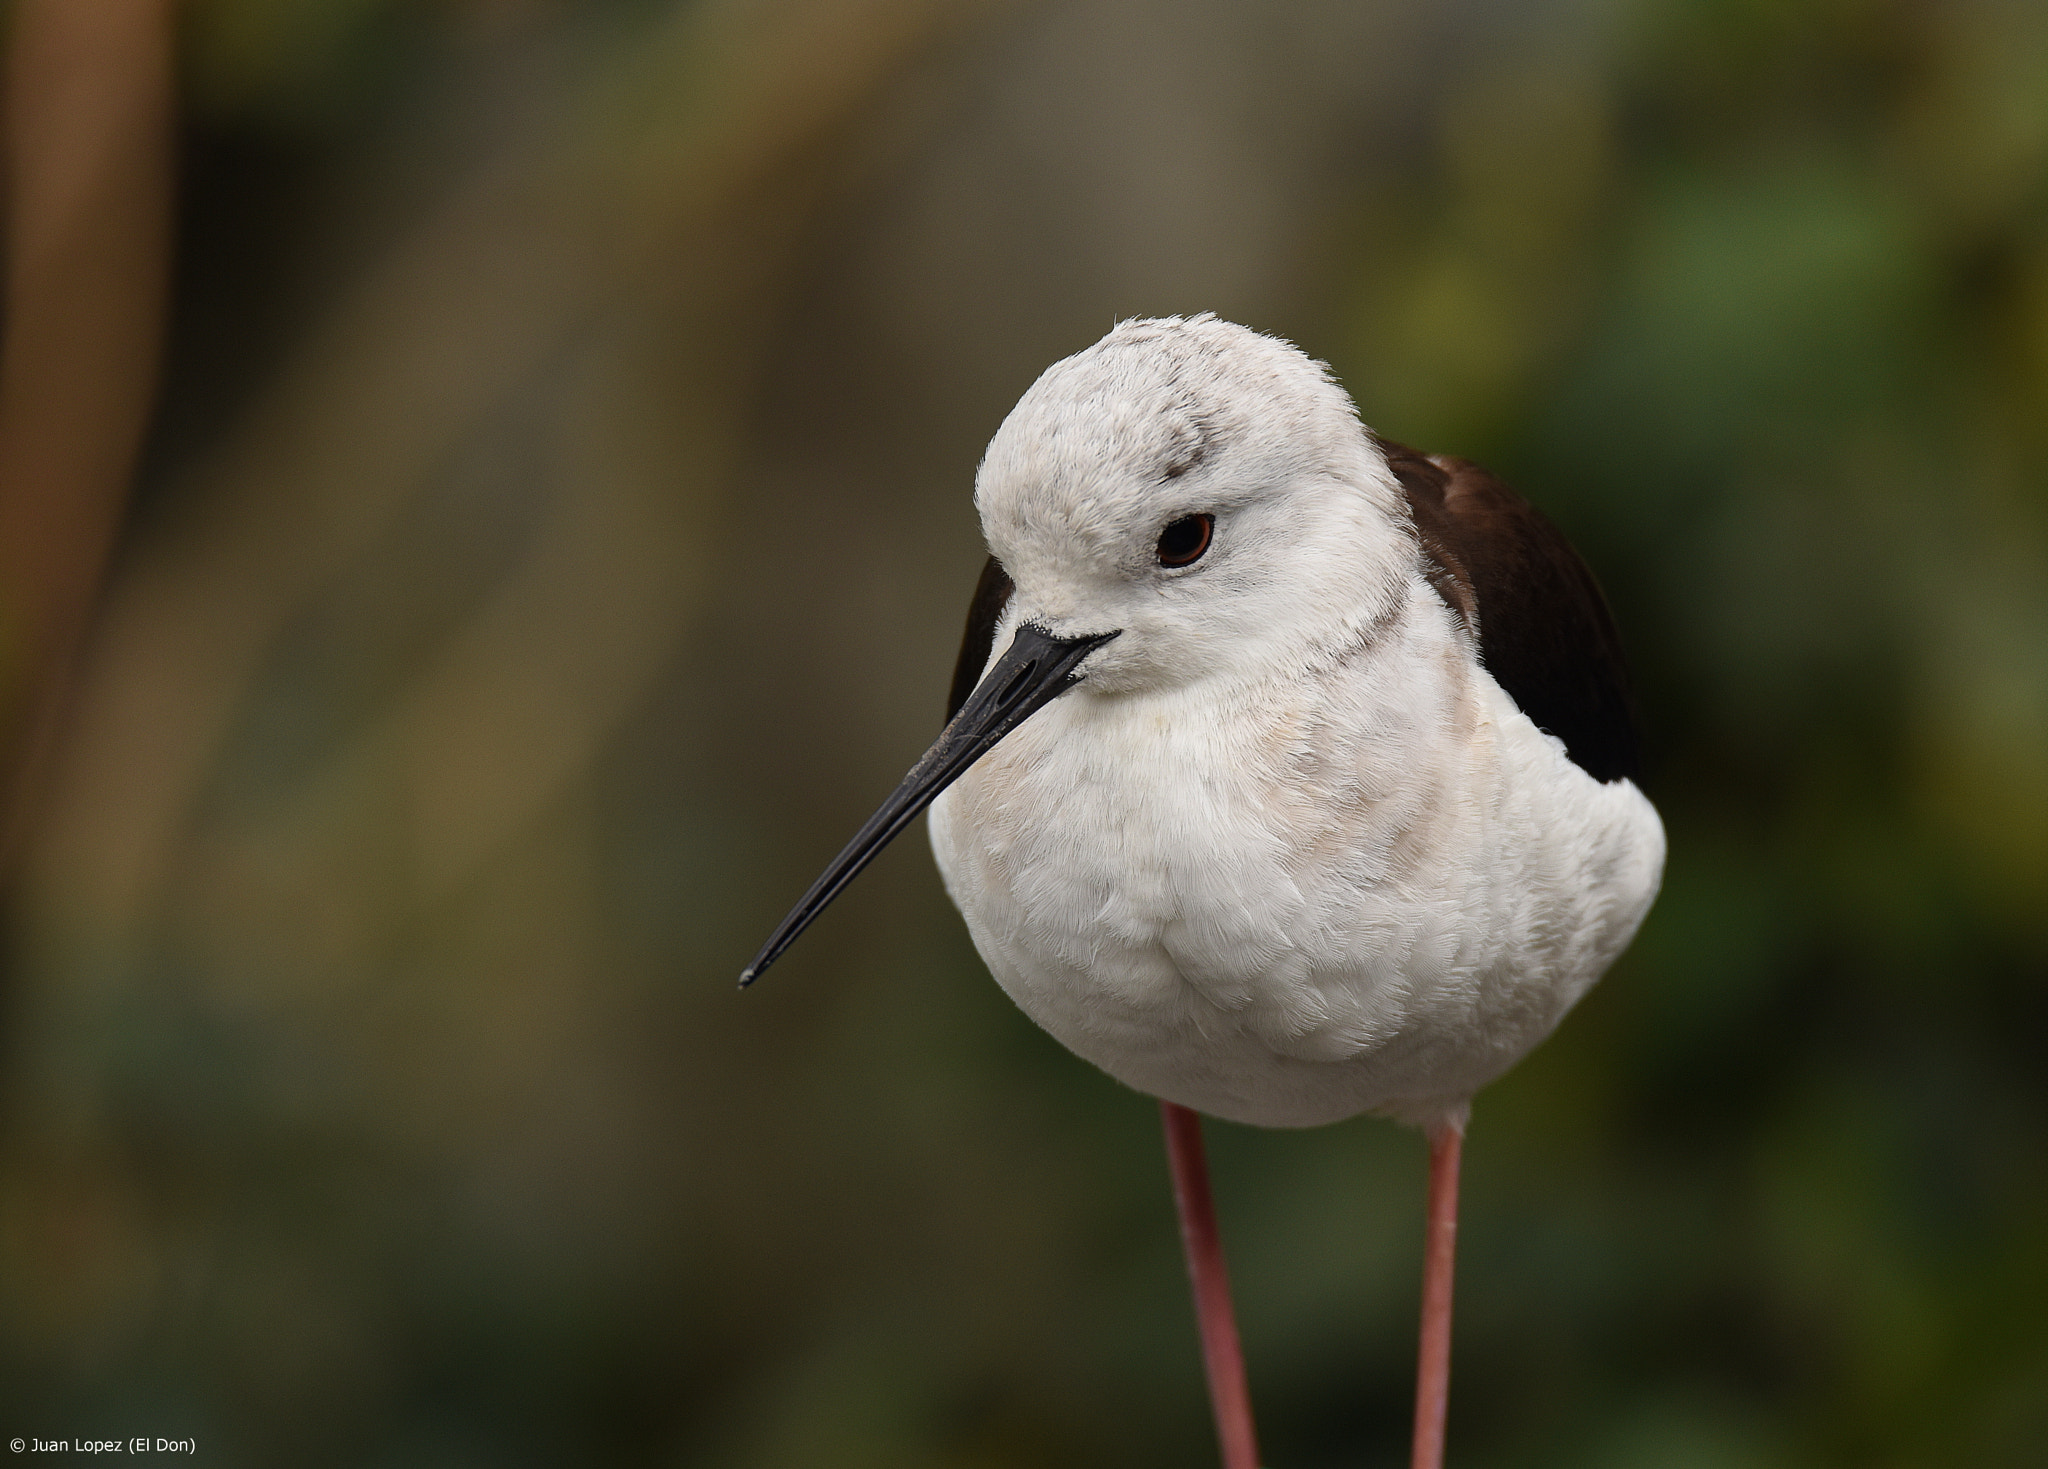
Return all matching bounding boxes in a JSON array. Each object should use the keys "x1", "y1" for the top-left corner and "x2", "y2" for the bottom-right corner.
[{"x1": 3, "y1": 0, "x2": 2045, "y2": 1464}]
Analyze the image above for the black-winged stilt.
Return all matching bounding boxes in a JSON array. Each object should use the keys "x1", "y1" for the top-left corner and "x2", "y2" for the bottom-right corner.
[{"x1": 741, "y1": 315, "x2": 1663, "y2": 1469}]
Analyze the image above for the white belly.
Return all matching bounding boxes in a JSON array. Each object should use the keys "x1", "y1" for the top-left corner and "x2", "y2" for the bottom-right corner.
[{"x1": 927, "y1": 638, "x2": 1665, "y2": 1129}]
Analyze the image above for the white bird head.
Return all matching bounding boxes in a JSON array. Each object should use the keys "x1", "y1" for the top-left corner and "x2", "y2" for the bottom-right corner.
[
  {"x1": 975, "y1": 315, "x2": 1410, "y2": 694},
  {"x1": 740, "y1": 316, "x2": 1413, "y2": 984}
]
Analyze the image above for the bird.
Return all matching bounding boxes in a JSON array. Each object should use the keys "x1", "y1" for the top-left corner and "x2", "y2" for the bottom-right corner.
[{"x1": 740, "y1": 314, "x2": 1665, "y2": 1469}]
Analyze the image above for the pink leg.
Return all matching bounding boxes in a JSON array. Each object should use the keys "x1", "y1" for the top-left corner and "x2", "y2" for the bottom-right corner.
[
  {"x1": 1410, "y1": 1116, "x2": 1466, "y2": 1469},
  {"x1": 1160, "y1": 1100, "x2": 1261, "y2": 1469}
]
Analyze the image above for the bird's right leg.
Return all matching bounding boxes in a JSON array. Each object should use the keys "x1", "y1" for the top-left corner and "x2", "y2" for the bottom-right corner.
[{"x1": 1161, "y1": 1100, "x2": 1261, "y2": 1469}]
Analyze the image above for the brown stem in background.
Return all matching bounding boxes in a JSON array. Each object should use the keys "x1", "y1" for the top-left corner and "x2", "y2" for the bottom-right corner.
[{"x1": 0, "y1": 0, "x2": 177, "y2": 871}]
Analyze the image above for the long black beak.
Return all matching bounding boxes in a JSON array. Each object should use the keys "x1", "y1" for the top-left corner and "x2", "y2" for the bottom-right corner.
[{"x1": 739, "y1": 622, "x2": 1120, "y2": 987}]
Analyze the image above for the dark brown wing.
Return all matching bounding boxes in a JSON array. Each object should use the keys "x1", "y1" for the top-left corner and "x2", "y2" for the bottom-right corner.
[
  {"x1": 946, "y1": 555, "x2": 1015, "y2": 722},
  {"x1": 1378, "y1": 436, "x2": 1642, "y2": 785}
]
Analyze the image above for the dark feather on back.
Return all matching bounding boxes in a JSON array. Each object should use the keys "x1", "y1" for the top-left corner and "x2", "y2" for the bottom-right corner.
[
  {"x1": 947, "y1": 556, "x2": 1015, "y2": 723},
  {"x1": 1378, "y1": 435, "x2": 1642, "y2": 785}
]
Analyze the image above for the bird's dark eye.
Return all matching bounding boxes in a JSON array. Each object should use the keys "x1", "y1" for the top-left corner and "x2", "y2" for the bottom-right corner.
[{"x1": 1156, "y1": 513, "x2": 1214, "y2": 568}]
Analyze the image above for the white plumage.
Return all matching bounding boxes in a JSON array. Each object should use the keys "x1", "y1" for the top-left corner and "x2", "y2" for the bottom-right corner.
[
  {"x1": 929, "y1": 315, "x2": 1663, "y2": 1129},
  {"x1": 740, "y1": 313, "x2": 1666, "y2": 1469}
]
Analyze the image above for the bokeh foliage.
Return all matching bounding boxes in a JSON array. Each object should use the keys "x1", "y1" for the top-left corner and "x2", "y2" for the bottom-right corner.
[{"x1": 2, "y1": 1, "x2": 2043, "y2": 1465}]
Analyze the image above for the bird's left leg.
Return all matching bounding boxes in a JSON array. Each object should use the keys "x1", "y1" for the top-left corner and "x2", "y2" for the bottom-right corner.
[{"x1": 1409, "y1": 1108, "x2": 1467, "y2": 1469}]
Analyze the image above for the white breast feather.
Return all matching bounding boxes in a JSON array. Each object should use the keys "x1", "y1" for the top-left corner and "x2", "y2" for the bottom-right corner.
[{"x1": 929, "y1": 579, "x2": 1666, "y2": 1129}]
